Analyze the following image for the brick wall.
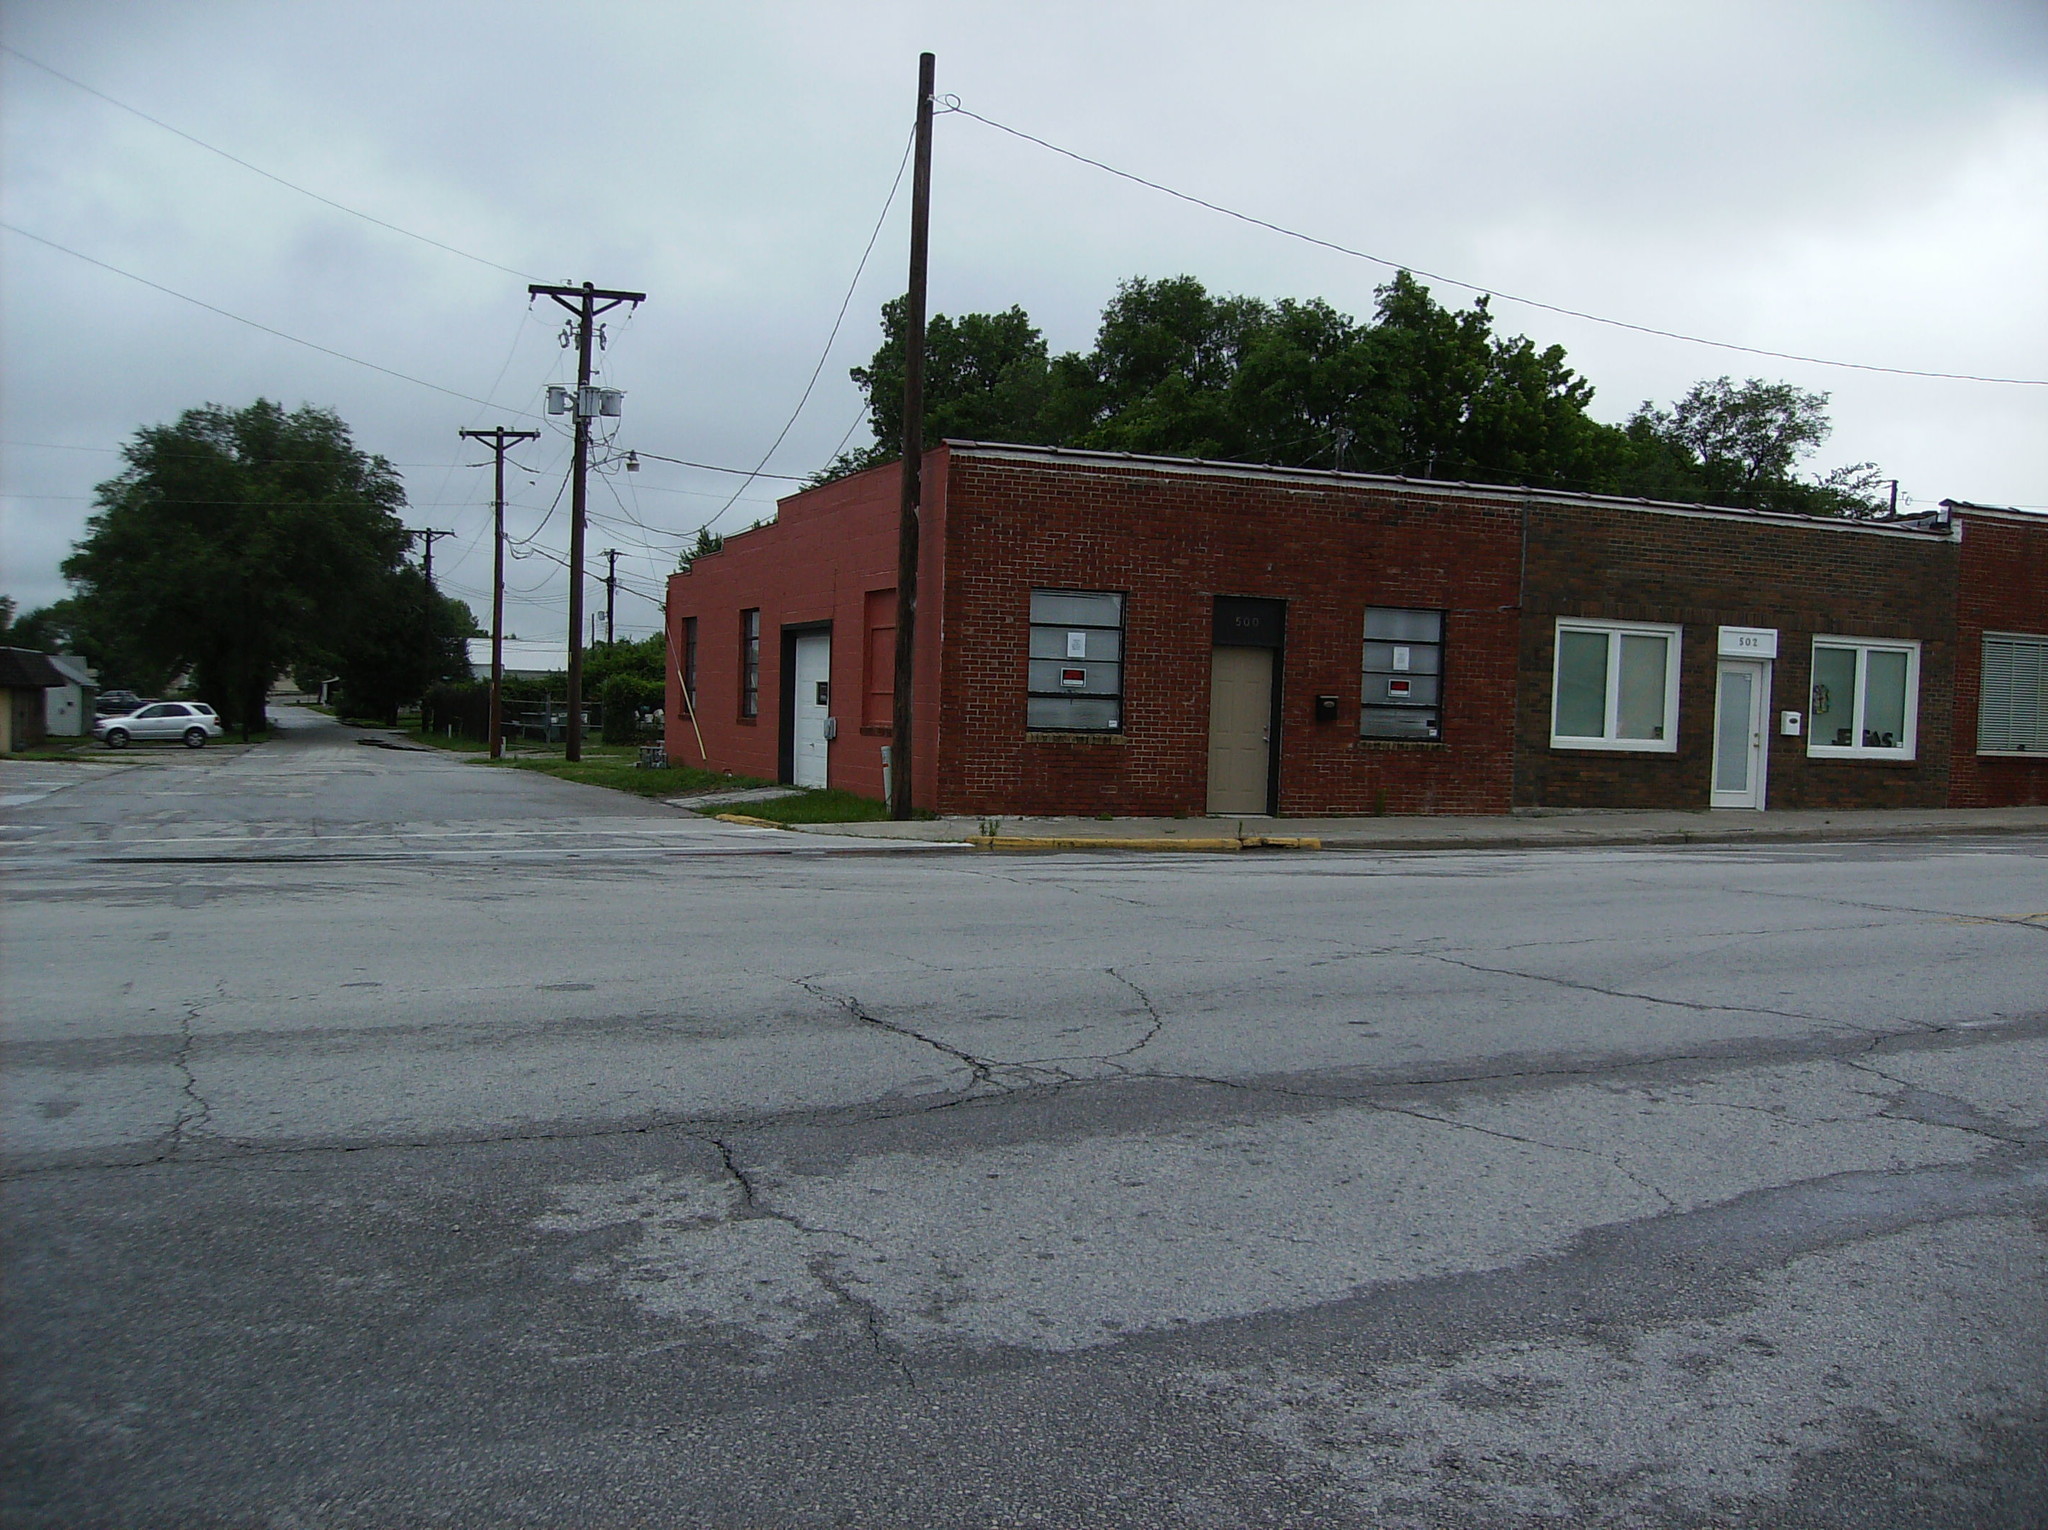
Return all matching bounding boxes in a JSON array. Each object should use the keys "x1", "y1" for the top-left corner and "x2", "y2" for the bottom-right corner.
[
  {"x1": 1949, "y1": 507, "x2": 2048, "y2": 807},
  {"x1": 1517, "y1": 501, "x2": 1958, "y2": 810},
  {"x1": 664, "y1": 453, "x2": 948, "y2": 807},
  {"x1": 934, "y1": 451, "x2": 1523, "y2": 817}
]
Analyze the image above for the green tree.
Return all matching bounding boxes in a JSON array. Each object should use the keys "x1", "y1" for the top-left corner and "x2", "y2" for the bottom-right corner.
[
  {"x1": 822, "y1": 278, "x2": 1887, "y2": 517},
  {"x1": 62, "y1": 400, "x2": 418, "y2": 732},
  {"x1": 1618, "y1": 377, "x2": 1887, "y2": 517},
  {"x1": 305, "y1": 567, "x2": 476, "y2": 726}
]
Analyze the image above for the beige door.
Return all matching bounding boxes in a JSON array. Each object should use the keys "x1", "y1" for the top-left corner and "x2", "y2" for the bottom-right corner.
[{"x1": 1207, "y1": 646, "x2": 1273, "y2": 814}]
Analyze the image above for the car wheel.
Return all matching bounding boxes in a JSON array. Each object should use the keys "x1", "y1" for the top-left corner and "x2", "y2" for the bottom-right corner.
[
  {"x1": 183, "y1": 727, "x2": 208, "y2": 749},
  {"x1": 105, "y1": 729, "x2": 130, "y2": 749}
]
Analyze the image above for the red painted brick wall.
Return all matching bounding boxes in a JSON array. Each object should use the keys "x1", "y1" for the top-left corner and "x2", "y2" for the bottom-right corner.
[
  {"x1": 934, "y1": 452, "x2": 1523, "y2": 817},
  {"x1": 1949, "y1": 507, "x2": 2048, "y2": 807},
  {"x1": 664, "y1": 452, "x2": 948, "y2": 808},
  {"x1": 1516, "y1": 501, "x2": 1958, "y2": 810}
]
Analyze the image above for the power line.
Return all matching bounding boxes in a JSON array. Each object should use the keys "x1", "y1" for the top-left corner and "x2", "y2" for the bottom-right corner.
[
  {"x1": 1, "y1": 43, "x2": 536, "y2": 281},
  {"x1": 945, "y1": 100, "x2": 2048, "y2": 388},
  {"x1": 625, "y1": 450, "x2": 809, "y2": 483},
  {"x1": 704, "y1": 122, "x2": 920, "y2": 525},
  {"x1": 1, "y1": 221, "x2": 539, "y2": 414}
]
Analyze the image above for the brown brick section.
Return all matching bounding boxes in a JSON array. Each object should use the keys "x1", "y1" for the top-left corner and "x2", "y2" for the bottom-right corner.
[
  {"x1": 935, "y1": 456, "x2": 1522, "y2": 817},
  {"x1": 1516, "y1": 502, "x2": 1957, "y2": 810},
  {"x1": 1949, "y1": 509, "x2": 2048, "y2": 807}
]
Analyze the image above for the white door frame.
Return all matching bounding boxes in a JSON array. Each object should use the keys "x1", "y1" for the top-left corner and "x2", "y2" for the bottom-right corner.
[
  {"x1": 791, "y1": 631, "x2": 831, "y2": 789},
  {"x1": 1710, "y1": 658, "x2": 1770, "y2": 810}
]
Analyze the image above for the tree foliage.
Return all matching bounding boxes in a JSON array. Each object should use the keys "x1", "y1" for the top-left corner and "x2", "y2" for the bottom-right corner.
[
  {"x1": 61, "y1": 400, "x2": 466, "y2": 731},
  {"x1": 824, "y1": 274, "x2": 1886, "y2": 516}
]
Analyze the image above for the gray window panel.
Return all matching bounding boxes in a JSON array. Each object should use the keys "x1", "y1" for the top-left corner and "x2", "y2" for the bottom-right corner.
[
  {"x1": 1028, "y1": 627, "x2": 1123, "y2": 661},
  {"x1": 1030, "y1": 590, "x2": 1123, "y2": 628},
  {"x1": 1812, "y1": 645, "x2": 1858, "y2": 748},
  {"x1": 1364, "y1": 608, "x2": 1443, "y2": 642},
  {"x1": 1554, "y1": 629, "x2": 1609, "y2": 738},
  {"x1": 1027, "y1": 695, "x2": 1121, "y2": 730},
  {"x1": 1363, "y1": 673, "x2": 1439, "y2": 706},
  {"x1": 1362, "y1": 640, "x2": 1442, "y2": 676},
  {"x1": 1027, "y1": 658, "x2": 1122, "y2": 697},
  {"x1": 1359, "y1": 706, "x2": 1440, "y2": 740},
  {"x1": 1615, "y1": 634, "x2": 1669, "y2": 740},
  {"x1": 1980, "y1": 635, "x2": 2048, "y2": 752},
  {"x1": 1863, "y1": 648, "x2": 1909, "y2": 748}
]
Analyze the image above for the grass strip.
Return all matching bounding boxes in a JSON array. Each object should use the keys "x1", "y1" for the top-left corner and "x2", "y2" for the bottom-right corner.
[
  {"x1": 735, "y1": 788, "x2": 894, "y2": 824},
  {"x1": 484, "y1": 756, "x2": 760, "y2": 800}
]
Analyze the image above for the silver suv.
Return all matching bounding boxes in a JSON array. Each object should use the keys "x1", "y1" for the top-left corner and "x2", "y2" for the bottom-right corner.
[{"x1": 94, "y1": 702, "x2": 224, "y2": 749}]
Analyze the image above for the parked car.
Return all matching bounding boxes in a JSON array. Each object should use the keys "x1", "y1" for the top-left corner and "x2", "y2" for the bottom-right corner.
[
  {"x1": 95, "y1": 689, "x2": 145, "y2": 716},
  {"x1": 94, "y1": 702, "x2": 224, "y2": 749}
]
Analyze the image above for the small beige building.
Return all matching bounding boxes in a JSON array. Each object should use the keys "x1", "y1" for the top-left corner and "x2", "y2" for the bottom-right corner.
[{"x1": 0, "y1": 649, "x2": 65, "y2": 754}]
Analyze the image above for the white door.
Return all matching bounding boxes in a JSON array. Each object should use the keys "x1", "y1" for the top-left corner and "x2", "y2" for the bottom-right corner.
[
  {"x1": 1711, "y1": 659, "x2": 1768, "y2": 809},
  {"x1": 1206, "y1": 647, "x2": 1273, "y2": 814},
  {"x1": 792, "y1": 632, "x2": 831, "y2": 789}
]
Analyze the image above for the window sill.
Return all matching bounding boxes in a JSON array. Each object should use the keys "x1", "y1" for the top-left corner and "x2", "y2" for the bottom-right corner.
[
  {"x1": 1806, "y1": 748, "x2": 1917, "y2": 765},
  {"x1": 1975, "y1": 749, "x2": 2045, "y2": 760},
  {"x1": 1548, "y1": 737, "x2": 1678, "y2": 754},
  {"x1": 1357, "y1": 738, "x2": 1448, "y2": 751},
  {"x1": 736, "y1": 716, "x2": 758, "y2": 727},
  {"x1": 1025, "y1": 730, "x2": 1127, "y2": 745},
  {"x1": 859, "y1": 724, "x2": 892, "y2": 737}
]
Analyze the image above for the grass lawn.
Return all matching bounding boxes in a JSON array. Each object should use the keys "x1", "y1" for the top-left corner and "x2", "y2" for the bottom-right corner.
[
  {"x1": 482, "y1": 751, "x2": 765, "y2": 801},
  {"x1": 734, "y1": 788, "x2": 894, "y2": 824}
]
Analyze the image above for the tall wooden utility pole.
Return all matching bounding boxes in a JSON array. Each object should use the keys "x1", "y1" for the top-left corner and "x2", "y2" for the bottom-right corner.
[
  {"x1": 528, "y1": 281, "x2": 646, "y2": 760},
  {"x1": 890, "y1": 51, "x2": 936, "y2": 821},
  {"x1": 460, "y1": 426, "x2": 539, "y2": 759}
]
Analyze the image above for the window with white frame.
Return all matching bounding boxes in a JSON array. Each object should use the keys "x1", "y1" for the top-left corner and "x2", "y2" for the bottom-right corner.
[
  {"x1": 1551, "y1": 619, "x2": 1681, "y2": 752},
  {"x1": 1808, "y1": 637, "x2": 1919, "y2": 758},
  {"x1": 1978, "y1": 633, "x2": 2047, "y2": 755},
  {"x1": 1027, "y1": 590, "x2": 1123, "y2": 731}
]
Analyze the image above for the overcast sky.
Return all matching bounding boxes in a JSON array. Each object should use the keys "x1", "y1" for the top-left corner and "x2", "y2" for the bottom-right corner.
[{"x1": 5, "y1": 0, "x2": 2044, "y2": 642}]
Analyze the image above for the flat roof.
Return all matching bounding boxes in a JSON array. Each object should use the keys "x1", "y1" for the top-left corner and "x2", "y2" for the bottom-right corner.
[{"x1": 943, "y1": 440, "x2": 1959, "y2": 542}]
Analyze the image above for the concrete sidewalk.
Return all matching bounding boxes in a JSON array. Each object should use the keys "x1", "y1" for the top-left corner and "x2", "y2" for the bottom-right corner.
[{"x1": 779, "y1": 803, "x2": 2048, "y2": 852}]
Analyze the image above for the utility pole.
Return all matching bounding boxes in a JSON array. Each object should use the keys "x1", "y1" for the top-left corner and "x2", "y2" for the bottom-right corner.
[
  {"x1": 460, "y1": 426, "x2": 539, "y2": 760},
  {"x1": 406, "y1": 527, "x2": 455, "y2": 589},
  {"x1": 528, "y1": 280, "x2": 646, "y2": 760},
  {"x1": 890, "y1": 50, "x2": 935, "y2": 821},
  {"x1": 601, "y1": 548, "x2": 620, "y2": 646}
]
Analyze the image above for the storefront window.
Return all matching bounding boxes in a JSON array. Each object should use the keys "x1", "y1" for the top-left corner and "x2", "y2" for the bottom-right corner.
[
  {"x1": 1809, "y1": 638, "x2": 1918, "y2": 758},
  {"x1": 1551, "y1": 620, "x2": 1681, "y2": 752}
]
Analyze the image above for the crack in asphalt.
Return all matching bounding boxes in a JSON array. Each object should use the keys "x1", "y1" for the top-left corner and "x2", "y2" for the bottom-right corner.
[
  {"x1": 155, "y1": 999, "x2": 217, "y2": 1161},
  {"x1": 789, "y1": 976, "x2": 1007, "y2": 1091},
  {"x1": 1352, "y1": 1098, "x2": 1681, "y2": 1213},
  {"x1": 1836, "y1": 1047, "x2": 2042, "y2": 1147},
  {"x1": 1420, "y1": 950, "x2": 1875, "y2": 1030},
  {"x1": 703, "y1": 1134, "x2": 914, "y2": 1388},
  {"x1": 14, "y1": 1016, "x2": 2043, "y2": 1180}
]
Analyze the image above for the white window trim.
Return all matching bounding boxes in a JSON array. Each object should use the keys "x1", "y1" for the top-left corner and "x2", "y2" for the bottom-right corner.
[
  {"x1": 1807, "y1": 635, "x2": 1920, "y2": 761},
  {"x1": 1975, "y1": 630, "x2": 2046, "y2": 758},
  {"x1": 1550, "y1": 619, "x2": 1682, "y2": 753}
]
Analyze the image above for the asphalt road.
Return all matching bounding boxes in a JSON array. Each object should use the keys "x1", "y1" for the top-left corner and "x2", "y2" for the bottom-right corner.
[{"x1": 5, "y1": 709, "x2": 2045, "y2": 1528}]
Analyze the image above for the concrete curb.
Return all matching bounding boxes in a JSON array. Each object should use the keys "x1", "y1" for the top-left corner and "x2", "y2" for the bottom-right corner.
[
  {"x1": 967, "y1": 834, "x2": 1322, "y2": 853},
  {"x1": 712, "y1": 812, "x2": 798, "y2": 831}
]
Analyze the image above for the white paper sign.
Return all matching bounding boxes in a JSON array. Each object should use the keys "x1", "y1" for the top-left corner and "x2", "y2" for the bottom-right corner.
[
  {"x1": 1067, "y1": 631, "x2": 1087, "y2": 658},
  {"x1": 1392, "y1": 646, "x2": 1411, "y2": 671}
]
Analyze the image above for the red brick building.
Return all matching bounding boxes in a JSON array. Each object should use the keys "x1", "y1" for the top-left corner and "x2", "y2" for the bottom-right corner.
[
  {"x1": 1946, "y1": 500, "x2": 2048, "y2": 807},
  {"x1": 664, "y1": 443, "x2": 2046, "y2": 818}
]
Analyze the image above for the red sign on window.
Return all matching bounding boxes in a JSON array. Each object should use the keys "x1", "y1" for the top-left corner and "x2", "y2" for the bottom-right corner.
[{"x1": 1060, "y1": 667, "x2": 1087, "y2": 688}]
